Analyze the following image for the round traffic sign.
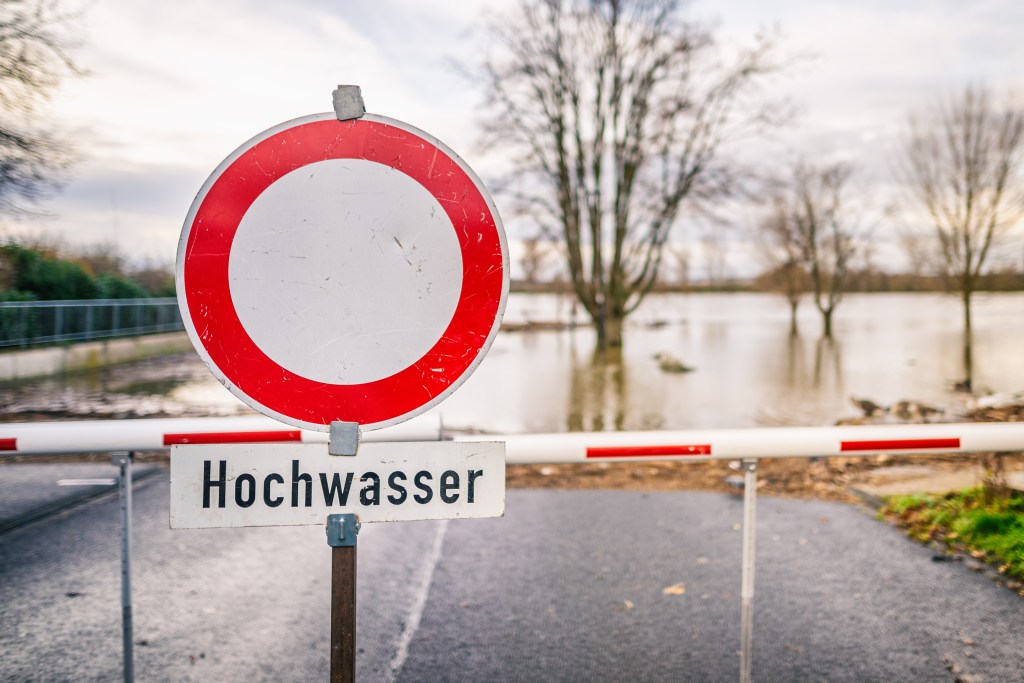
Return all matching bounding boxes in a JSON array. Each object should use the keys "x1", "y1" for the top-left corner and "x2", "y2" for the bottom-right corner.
[{"x1": 176, "y1": 113, "x2": 508, "y2": 431}]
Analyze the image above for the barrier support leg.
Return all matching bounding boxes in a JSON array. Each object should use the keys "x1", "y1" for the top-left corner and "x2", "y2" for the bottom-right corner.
[
  {"x1": 113, "y1": 451, "x2": 135, "y2": 683},
  {"x1": 739, "y1": 458, "x2": 758, "y2": 683}
]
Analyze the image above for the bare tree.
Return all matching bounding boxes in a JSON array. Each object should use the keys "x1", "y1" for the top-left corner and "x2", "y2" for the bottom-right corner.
[
  {"x1": 800, "y1": 163, "x2": 857, "y2": 337},
  {"x1": 699, "y1": 229, "x2": 727, "y2": 287},
  {"x1": 0, "y1": 0, "x2": 83, "y2": 215},
  {"x1": 757, "y1": 196, "x2": 807, "y2": 335},
  {"x1": 897, "y1": 84, "x2": 1024, "y2": 334},
  {"x1": 477, "y1": 0, "x2": 783, "y2": 347},
  {"x1": 669, "y1": 243, "x2": 690, "y2": 288},
  {"x1": 766, "y1": 161, "x2": 857, "y2": 337},
  {"x1": 897, "y1": 231, "x2": 930, "y2": 283},
  {"x1": 519, "y1": 232, "x2": 556, "y2": 284}
]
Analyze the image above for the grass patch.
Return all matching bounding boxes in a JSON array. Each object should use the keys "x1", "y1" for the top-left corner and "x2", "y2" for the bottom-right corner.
[{"x1": 880, "y1": 487, "x2": 1024, "y2": 583}]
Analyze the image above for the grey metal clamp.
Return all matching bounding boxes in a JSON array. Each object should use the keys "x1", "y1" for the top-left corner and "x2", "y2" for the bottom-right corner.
[{"x1": 326, "y1": 514, "x2": 360, "y2": 548}]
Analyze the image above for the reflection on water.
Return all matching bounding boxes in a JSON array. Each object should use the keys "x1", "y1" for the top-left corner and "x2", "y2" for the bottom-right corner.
[
  {"x1": 565, "y1": 347, "x2": 664, "y2": 433},
  {"x1": 568, "y1": 347, "x2": 620, "y2": 432},
  {"x1": 812, "y1": 336, "x2": 843, "y2": 391},
  {"x1": 0, "y1": 354, "x2": 250, "y2": 420},
  {"x1": 2, "y1": 292, "x2": 1022, "y2": 431}
]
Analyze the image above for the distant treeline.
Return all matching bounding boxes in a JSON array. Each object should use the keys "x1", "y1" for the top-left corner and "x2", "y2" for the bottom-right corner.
[
  {"x1": 0, "y1": 242, "x2": 175, "y2": 302},
  {"x1": 752, "y1": 267, "x2": 1024, "y2": 294},
  {"x1": 511, "y1": 267, "x2": 1024, "y2": 294},
  {"x1": 831, "y1": 268, "x2": 1024, "y2": 293}
]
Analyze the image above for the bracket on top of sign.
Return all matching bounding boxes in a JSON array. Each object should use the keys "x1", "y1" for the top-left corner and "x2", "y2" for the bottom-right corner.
[{"x1": 332, "y1": 85, "x2": 365, "y2": 121}]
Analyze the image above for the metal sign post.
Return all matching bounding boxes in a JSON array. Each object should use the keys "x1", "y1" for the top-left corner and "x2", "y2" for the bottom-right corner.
[
  {"x1": 327, "y1": 420, "x2": 360, "y2": 683},
  {"x1": 327, "y1": 513, "x2": 359, "y2": 683}
]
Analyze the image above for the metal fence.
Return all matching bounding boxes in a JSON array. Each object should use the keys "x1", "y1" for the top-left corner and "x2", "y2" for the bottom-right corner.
[{"x1": 0, "y1": 298, "x2": 183, "y2": 348}]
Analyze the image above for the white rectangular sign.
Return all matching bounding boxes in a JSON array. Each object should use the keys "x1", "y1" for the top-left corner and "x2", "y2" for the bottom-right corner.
[{"x1": 170, "y1": 441, "x2": 505, "y2": 529}]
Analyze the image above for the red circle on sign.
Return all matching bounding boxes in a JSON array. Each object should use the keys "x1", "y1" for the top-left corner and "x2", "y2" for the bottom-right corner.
[{"x1": 177, "y1": 114, "x2": 507, "y2": 431}]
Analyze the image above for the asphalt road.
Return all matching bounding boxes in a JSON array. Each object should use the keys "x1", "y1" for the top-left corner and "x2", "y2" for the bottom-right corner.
[{"x1": 1, "y1": 465, "x2": 1022, "y2": 682}]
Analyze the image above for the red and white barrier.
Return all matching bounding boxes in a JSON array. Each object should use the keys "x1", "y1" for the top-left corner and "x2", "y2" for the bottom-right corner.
[
  {"x1": 460, "y1": 422, "x2": 1024, "y2": 464},
  {"x1": 0, "y1": 414, "x2": 443, "y2": 455},
  {"x1": 2, "y1": 417, "x2": 1022, "y2": 461}
]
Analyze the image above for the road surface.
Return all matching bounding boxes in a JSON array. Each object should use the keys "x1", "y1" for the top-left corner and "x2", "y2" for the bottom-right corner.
[{"x1": 1, "y1": 464, "x2": 1022, "y2": 681}]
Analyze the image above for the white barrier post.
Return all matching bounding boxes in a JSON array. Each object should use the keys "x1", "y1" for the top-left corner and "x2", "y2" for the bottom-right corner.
[
  {"x1": 113, "y1": 451, "x2": 135, "y2": 683},
  {"x1": 739, "y1": 459, "x2": 758, "y2": 683}
]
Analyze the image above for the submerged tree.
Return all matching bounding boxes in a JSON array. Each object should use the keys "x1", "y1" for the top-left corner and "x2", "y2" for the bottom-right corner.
[
  {"x1": 764, "y1": 161, "x2": 857, "y2": 337},
  {"x1": 518, "y1": 233, "x2": 560, "y2": 284},
  {"x1": 477, "y1": 0, "x2": 783, "y2": 347},
  {"x1": 897, "y1": 84, "x2": 1024, "y2": 335},
  {"x1": 757, "y1": 196, "x2": 807, "y2": 335},
  {"x1": 0, "y1": 0, "x2": 83, "y2": 215}
]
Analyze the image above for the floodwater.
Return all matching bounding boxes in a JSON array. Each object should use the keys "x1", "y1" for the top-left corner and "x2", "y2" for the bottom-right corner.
[{"x1": 2, "y1": 292, "x2": 1022, "y2": 433}]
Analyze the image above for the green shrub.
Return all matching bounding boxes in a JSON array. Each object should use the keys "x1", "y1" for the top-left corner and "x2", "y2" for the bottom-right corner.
[{"x1": 883, "y1": 489, "x2": 1024, "y2": 581}]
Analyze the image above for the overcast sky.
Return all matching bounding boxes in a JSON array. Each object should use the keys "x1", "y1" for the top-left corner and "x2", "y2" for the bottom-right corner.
[{"x1": 10, "y1": 0, "x2": 1024, "y2": 277}]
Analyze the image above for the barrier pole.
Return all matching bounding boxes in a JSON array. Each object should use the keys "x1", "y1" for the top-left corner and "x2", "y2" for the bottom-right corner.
[
  {"x1": 739, "y1": 459, "x2": 758, "y2": 683},
  {"x1": 114, "y1": 451, "x2": 135, "y2": 683}
]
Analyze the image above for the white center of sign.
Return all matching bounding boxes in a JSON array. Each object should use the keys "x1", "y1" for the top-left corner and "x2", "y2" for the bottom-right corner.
[{"x1": 228, "y1": 159, "x2": 463, "y2": 385}]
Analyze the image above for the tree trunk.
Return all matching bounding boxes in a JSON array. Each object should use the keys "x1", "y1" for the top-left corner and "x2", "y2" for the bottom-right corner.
[
  {"x1": 962, "y1": 329, "x2": 974, "y2": 391},
  {"x1": 595, "y1": 314, "x2": 625, "y2": 349},
  {"x1": 788, "y1": 300, "x2": 799, "y2": 337},
  {"x1": 962, "y1": 289, "x2": 973, "y2": 335},
  {"x1": 821, "y1": 308, "x2": 834, "y2": 338}
]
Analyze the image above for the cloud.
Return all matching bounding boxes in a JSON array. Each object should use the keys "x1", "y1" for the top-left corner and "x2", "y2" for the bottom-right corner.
[
  {"x1": 32, "y1": 0, "x2": 492, "y2": 258},
  {"x1": 15, "y1": 0, "x2": 1024, "y2": 276}
]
